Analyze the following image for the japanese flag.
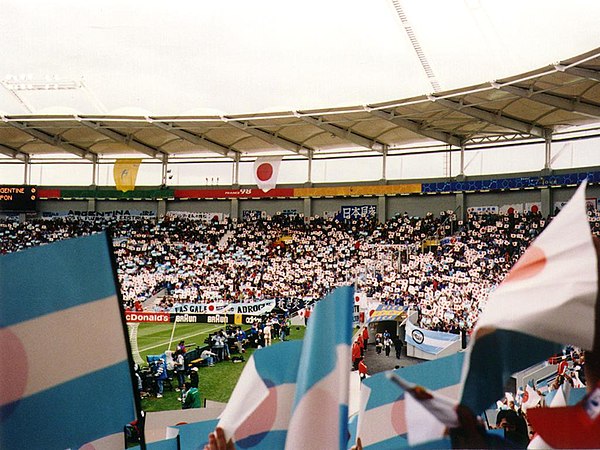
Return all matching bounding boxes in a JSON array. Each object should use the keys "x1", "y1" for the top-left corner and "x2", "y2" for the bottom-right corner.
[{"x1": 254, "y1": 156, "x2": 282, "y2": 192}]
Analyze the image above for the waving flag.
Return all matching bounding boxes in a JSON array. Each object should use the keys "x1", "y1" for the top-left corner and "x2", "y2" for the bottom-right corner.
[
  {"x1": 460, "y1": 181, "x2": 598, "y2": 414},
  {"x1": 218, "y1": 340, "x2": 302, "y2": 449},
  {"x1": 521, "y1": 383, "x2": 542, "y2": 411},
  {"x1": 114, "y1": 158, "x2": 142, "y2": 192},
  {"x1": 387, "y1": 372, "x2": 459, "y2": 446},
  {"x1": 0, "y1": 233, "x2": 138, "y2": 450},
  {"x1": 286, "y1": 286, "x2": 354, "y2": 450},
  {"x1": 254, "y1": 156, "x2": 282, "y2": 192},
  {"x1": 176, "y1": 419, "x2": 220, "y2": 450},
  {"x1": 355, "y1": 353, "x2": 463, "y2": 449}
]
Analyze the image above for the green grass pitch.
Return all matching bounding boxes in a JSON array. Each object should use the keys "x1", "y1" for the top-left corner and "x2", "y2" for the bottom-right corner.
[{"x1": 128, "y1": 322, "x2": 306, "y2": 412}]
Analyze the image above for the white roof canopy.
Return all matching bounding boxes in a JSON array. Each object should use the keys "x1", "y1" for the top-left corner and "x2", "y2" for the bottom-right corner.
[{"x1": 1, "y1": 0, "x2": 600, "y2": 162}]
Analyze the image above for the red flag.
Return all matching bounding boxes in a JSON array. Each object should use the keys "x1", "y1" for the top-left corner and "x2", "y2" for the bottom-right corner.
[{"x1": 527, "y1": 384, "x2": 600, "y2": 448}]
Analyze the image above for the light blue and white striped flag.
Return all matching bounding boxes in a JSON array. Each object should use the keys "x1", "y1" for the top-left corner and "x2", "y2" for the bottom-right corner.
[
  {"x1": 405, "y1": 321, "x2": 460, "y2": 355},
  {"x1": 0, "y1": 233, "x2": 138, "y2": 450},
  {"x1": 218, "y1": 340, "x2": 303, "y2": 449},
  {"x1": 218, "y1": 286, "x2": 354, "y2": 449},
  {"x1": 355, "y1": 353, "x2": 463, "y2": 449},
  {"x1": 285, "y1": 285, "x2": 354, "y2": 450}
]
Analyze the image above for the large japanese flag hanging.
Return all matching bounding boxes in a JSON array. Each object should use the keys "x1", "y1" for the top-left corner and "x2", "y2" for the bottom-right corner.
[
  {"x1": 460, "y1": 180, "x2": 599, "y2": 414},
  {"x1": 254, "y1": 156, "x2": 282, "y2": 192}
]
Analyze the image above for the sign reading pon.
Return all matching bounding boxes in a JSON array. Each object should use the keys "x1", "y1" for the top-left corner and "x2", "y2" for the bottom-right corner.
[{"x1": 0, "y1": 186, "x2": 37, "y2": 212}]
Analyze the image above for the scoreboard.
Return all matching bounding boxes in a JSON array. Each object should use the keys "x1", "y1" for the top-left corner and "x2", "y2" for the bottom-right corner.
[{"x1": 0, "y1": 186, "x2": 38, "y2": 212}]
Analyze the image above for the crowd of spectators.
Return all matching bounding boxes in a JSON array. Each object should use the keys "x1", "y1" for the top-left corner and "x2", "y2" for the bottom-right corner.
[{"x1": 3, "y1": 207, "x2": 600, "y2": 332}]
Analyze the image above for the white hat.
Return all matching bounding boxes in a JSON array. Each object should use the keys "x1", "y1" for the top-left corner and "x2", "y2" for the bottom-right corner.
[{"x1": 191, "y1": 367, "x2": 199, "y2": 372}]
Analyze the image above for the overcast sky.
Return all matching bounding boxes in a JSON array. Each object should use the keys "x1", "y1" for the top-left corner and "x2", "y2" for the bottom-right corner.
[{"x1": 1, "y1": 0, "x2": 600, "y2": 116}]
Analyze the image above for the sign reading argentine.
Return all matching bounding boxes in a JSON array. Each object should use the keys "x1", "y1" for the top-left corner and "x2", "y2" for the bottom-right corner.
[{"x1": 404, "y1": 321, "x2": 460, "y2": 355}]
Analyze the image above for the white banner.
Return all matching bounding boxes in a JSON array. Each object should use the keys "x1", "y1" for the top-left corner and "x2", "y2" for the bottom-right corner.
[
  {"x1": 223, "y1": 299, "x2": 276, "y2": 315},
  {"x1": 467, "y1": 206, "x2": 498, "y2": 215},
  {"x1": 170, "y1": 299, "x2": 276, "y2": 316},
  {"x1": 166, "y1": 211, "x2": 226, "y2": 222}
]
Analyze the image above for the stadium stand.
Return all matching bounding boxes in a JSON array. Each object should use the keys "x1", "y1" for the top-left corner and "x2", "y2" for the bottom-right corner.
[{"x1": 4, "y1": 207, "x2": 596, "y2": 334}]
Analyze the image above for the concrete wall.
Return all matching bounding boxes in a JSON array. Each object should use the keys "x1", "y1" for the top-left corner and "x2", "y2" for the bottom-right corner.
[
  {"x1": 238, "y1": 199, "x2": 304, "y2": 217},
  {"x1": 167, "y1": 200, "x2": 231, "y2": 214},
  {"x1": 387, "y1": 194, "x2": 456, "y2": 219},
  {"x1": 37, "y1": 200, "x2": 91, "y2": 213},
  {"x1": 465, "y1": 190, "x2": 541, "y2": 208},
  {"x1": 96, "y1": 200, "x2": 158, "y2": 214}
]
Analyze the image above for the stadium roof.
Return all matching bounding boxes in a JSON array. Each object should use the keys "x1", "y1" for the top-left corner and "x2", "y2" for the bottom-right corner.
[{"x1": 1, "y1": 1, "x2": 600, "y2": 162}]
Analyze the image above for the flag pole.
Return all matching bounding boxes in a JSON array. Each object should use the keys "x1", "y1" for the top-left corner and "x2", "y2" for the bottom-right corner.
[{"x1": 167, "y1": 319, "x2": 178, "y2": 351}]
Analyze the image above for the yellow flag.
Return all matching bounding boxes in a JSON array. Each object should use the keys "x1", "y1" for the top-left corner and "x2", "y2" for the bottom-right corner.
[
  {"x1": 113, "y1": 159, "x2": 142, "y2": 192},
  {"x1": 234, "y1": 314, "x2": 243, "y2": 325}
]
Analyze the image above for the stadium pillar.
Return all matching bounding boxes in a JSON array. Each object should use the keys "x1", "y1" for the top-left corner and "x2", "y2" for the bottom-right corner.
[
  {"x1": 544, "y1": 132, "x2": 552, "y2": 170},
  {"x1": 87, "y1": 198, "x2": 96, "y2": 213},
  {"x1": 541, "y1": 187, "x2": 552, "y2": 216},
  {"x1": 90, "y1": 154, "x2": 99, "y2": 186},
  {"x1": 157, "y1": 199, "x2": 167, "y2": 218},
  {"x1": 161, "y1": 156, "x2": 169, "y2": 186},
  {"x1": 23, "y1": 153, "x2": 30, "y2": 184},
  {"x1": 231, "y1": 198, "x2": 239, "y2": 219},
  {"x1": 233, "y1": 153, "x2": 240, "y2": 187},
  {"x1": 307, "y1": 150, "x2": 313, "y2": 184},
  {"x1": 303, "y1": 197, "x2": 312, "y2": 218},
  {"x1": 455, "y1": 192, "x2": 465, "y2": 222},
  {"x1": 377, "y1": 195, "x2": 386, "y2": 222}
]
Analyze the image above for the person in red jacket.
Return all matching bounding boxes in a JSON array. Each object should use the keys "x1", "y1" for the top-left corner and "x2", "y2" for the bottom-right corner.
[
  {"x1": 357, "y1": 333, "x2": 364, "y2": 357},
  {"x1": 352, "y1": 340, "x2": 361, "y2": 371},
  {"x1": 362, "y1": 326, "x2": 369, "y2": 347},
  {"x1": 358, "y1": 358, "x2": 368, "y2": 382}
]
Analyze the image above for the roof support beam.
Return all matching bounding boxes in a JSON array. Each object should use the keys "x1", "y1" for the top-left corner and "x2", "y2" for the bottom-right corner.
[
  {"x1": 430, "y1": 96, "x2": 548, "y2": 138},
  {"x1": 296, "y1": 113, "x2": 386, "y2": 152},
  {"x1": 80, "y1": 120, "x2": 166, "y2": 160},
  {"x1": 226, "y1": 119, "x2": 311, "y2": 155},
  {"x1": 0, "y1": 143, "x2": 28, "y2": 161},
  {"x1": 558, "y1": 65, "x2": 600, "y2": 83},
  {"x1": 5, "y1": 121, "x2": 96, "y2": 160},
  {"x1": 150, "y1": 121, "x2": 234, "y2": 157},
  {"x1": 495, "y1": 84, "x2": 600, "y2": 119},
  {"x1": 366, "y1": 108, "x2": 463, "y2": 147}
]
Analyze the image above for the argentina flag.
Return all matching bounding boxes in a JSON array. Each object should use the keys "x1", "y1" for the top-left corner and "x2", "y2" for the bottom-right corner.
[
  {"x1": 218, "y1": 340, "x2": 303, "y2": 449},
  {"x1": 355, "y1": 353, "x2": 463, "y2": 449},
  {"x1": 286, "y1": 286, "x2": 354, "y2": 450},
  {"x1": 0, "y1": 233, "x2": 138, "y2": 450}
]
